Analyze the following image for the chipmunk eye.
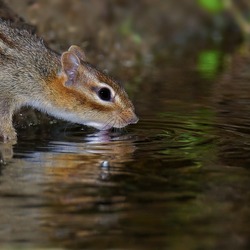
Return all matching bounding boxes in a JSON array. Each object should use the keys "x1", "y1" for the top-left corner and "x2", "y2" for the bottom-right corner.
[{"x1": 98, "y1": 87, "x2": 112, "y2": 102}]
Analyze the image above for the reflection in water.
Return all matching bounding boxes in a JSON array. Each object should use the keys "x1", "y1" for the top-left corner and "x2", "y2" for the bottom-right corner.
[
  {"x1": 0, "y1": 142, "x2": 14, "y2": 164},
  {"x1": 0, "y1": 113, "x2": 219, "y2": 249},
  {"x1": 0, "y1": 129, "x2": 138, "y2": 249},
  {"x1": 1, "y1": 108, "x2": 250, "y2": 249}
]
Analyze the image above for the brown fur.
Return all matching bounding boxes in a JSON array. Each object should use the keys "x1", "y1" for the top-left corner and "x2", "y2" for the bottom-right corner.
[{"x1": 0, "y1": 31, "x2": 15, "y2": 48}]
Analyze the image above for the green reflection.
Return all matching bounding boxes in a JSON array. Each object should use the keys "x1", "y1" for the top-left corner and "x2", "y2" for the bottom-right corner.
[
  {"x1": 197, "y1": 50, "x2": 221, "y2": 79},
  {"x1": 156, "y1": 109, "x2": 217, "y2": 168}
]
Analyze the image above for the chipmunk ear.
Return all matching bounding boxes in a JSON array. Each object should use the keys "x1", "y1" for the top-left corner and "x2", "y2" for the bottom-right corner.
[
  {"x1": 68, "y1": 45, "x2": 87, "y2": 61},
  {"x1": 61, "y1": 51, "x2": 80, "y2": 86}
]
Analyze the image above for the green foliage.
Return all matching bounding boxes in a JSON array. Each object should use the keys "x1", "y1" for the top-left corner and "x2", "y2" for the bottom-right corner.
[
  {"x1": 119, "y1": 18, "x2": 142, "y2": 44},
  {"x1": 197, "y1": 0, "x2": 225, "y2": 13}
]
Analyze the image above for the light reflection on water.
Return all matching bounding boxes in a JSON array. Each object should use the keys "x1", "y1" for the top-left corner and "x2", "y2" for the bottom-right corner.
[
  {"x1": 0, "y1": 113, "x2": 217, "y2": 249},
  {"x1": 0, "y1": 109, "x2": 246, "y2": 250}
]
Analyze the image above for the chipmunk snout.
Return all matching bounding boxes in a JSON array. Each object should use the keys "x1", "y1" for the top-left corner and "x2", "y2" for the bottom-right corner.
[
  {"x1": 118, "y1": 108, "x2": 139, "y2": 127},
  {"x1": 129, "y1": 114, "x2": 139, "y2": 124}
]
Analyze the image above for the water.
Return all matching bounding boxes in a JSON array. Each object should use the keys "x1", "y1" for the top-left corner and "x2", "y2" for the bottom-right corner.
[{"x1": 1, "y1": 46, "x2": 250, "y2": 250}]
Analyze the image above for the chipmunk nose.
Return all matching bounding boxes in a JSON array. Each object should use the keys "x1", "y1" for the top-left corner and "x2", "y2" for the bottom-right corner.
[{"x1": 129, "y1": 114, "x2": 139, "y2": 124}]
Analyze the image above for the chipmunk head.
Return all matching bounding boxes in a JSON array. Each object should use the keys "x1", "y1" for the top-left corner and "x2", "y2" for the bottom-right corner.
[{"x1": 59, "y1": 45, "x2": 138, "y2": 130}]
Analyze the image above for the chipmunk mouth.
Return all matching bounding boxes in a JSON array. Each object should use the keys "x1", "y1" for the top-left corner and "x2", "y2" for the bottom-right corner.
[
  {"x1": 85, "y1": 110, "x2": 138, "y2": 131},
  {"x1": 111, "y1": 110, "x2": 139, "y2": 129}
]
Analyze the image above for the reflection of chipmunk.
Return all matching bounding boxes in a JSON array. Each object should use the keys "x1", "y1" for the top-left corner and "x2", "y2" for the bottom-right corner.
[{"x1": 0, "y1": 20, "x2": 138, "y2": 141}]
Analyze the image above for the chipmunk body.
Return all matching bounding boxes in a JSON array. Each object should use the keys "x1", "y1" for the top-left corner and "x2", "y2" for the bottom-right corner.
[{"x1": 0, "y1": 20, "x2": 138, "y2": 141}]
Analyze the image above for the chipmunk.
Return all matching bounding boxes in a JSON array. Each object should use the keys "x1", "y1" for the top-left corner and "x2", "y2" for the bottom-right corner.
[{"x1": 0, "y1": 20, "x2": 138, "y2": 141}]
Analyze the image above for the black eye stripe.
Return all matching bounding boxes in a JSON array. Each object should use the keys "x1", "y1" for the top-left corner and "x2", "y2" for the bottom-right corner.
[{"x1": 98, "y1": 87, "x2": 112, "y2": 102}]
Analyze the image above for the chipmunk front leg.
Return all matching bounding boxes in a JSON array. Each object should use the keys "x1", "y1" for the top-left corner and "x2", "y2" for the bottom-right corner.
[{"x1": 0, "y1": 99, "x2": 17, "y2": 142}]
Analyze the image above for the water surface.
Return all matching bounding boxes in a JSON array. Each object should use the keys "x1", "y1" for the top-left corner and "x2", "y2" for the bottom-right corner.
[{"x1": 1, "y1": 46, "x2": 250, "y2": 250}]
